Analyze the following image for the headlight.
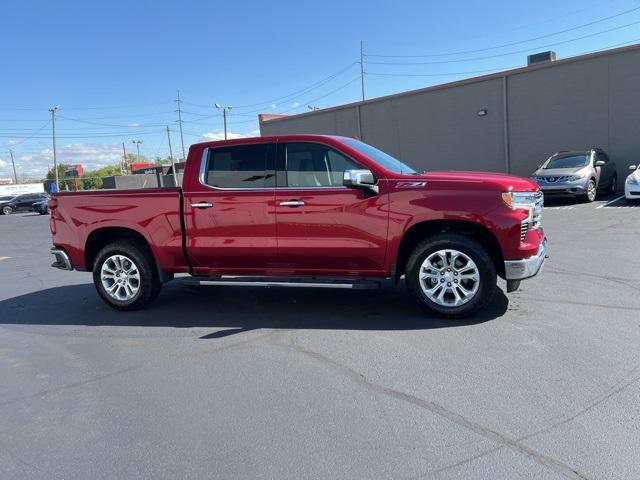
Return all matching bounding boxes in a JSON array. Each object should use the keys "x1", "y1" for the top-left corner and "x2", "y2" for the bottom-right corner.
[
  {"x1": 627, "y1": 176, "x2": 639, "y2": 185},
  {"x1": 501, "y1": 191, "x2": 542, "y2": 210},
  {"x1": 502, "y1": 191, "x2": 543, "y2": 231},
  {"x1": 567, "y1": 174, "x2": 585, "y2": 181}
]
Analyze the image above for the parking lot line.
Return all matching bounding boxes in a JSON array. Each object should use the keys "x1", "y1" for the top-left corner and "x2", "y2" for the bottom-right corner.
[
  {"x1": 596, "y1": 195, "x2": 625, "y2": 208},
  {"x1": 0, "y1": 257, "x2": 10, "y2": 261}
]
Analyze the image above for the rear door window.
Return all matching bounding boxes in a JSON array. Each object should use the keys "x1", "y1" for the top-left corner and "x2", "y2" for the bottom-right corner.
[{"x1": 204, "y1": 143, "x2": 274, "y2": 189}]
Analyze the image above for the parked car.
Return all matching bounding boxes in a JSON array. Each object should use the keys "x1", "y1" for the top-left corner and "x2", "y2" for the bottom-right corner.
[
  {"x1": 0, "y1": 192, "x2": 49, "y2": 215},
  {"x1": 49, "y1": 135, "x2": 547, "y2": 318},
  {"x1": 32, "y1": 195, "x2": 51, "y2": 215},
  {"x1": 531, "y1": 148, "x2": 617, "y2": 202},
  {"x1": 625, "y1": 164, "x2": 640, "y2": 202}
]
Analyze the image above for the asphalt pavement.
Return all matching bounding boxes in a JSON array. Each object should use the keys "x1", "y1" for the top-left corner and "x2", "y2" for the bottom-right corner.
[{"x1": 1, "y1": 194, "x2": 639, "y2": 479}]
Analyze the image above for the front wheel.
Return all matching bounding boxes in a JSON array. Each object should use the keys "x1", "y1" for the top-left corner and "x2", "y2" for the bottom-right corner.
[
  {"x1": 583, "y1": 179, "x2": 597, "y2": 202},
  {"x1": 405, "y1": 234, "x2": 497, "y2": 318},
  {"x1": 92, "y1": 241, "x2": 161, "y2": 311},
  {"x1": 1, "y1": 205, "x2": 12, "y2": 215}
]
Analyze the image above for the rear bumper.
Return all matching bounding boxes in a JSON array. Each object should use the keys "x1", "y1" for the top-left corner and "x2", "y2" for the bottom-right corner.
[
  {"x1": 51, "y1": 247, "x2": 73, "y2": 271},
  {"x1": 504, "y1": 238, "x2": 548, "y2": 281}
]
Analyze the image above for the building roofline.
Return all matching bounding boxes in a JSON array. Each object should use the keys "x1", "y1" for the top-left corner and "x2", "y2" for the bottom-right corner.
[{"x1": 260, "y1": 42, "x2": 640, "y2": 125}]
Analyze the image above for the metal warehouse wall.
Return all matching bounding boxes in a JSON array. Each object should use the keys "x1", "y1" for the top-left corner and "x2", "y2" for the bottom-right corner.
[{"x1": 260, "y1": 45, "x2": 640, "y2": 181}]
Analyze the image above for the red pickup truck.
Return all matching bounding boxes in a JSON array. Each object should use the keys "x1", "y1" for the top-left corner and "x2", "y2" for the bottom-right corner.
[{"x1": 49, "y1": 135, "x2": 546, "y2": 318}]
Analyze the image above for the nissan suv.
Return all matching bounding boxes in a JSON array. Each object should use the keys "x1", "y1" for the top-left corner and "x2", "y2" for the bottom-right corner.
[{"x1": 531, "y1": 149, "x2": 617, "y2": 202}]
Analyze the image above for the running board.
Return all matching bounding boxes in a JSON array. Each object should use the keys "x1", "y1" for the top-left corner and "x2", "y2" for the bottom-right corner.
[{"x1": 182, "y1": 276, "x2": 382, "y2": 290}]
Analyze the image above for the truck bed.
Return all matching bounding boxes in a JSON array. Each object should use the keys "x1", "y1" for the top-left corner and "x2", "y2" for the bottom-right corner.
[{"x1": 51, "y1": 188, "x2": 187, "y2": 272}]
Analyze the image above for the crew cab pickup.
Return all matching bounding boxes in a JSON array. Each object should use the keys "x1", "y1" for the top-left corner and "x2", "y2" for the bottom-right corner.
[{"x1": 49, "y1": 135, "x2": 546, "y2": 318}]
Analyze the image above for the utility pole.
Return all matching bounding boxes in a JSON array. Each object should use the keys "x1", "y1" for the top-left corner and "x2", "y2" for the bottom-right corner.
[
  {"x1": 215, "y1": 103, "x2": 232, "y2": 140},
  {"x1": 359, "y1": 40, "x2": 366, "y2": 102},
  {"x1": 8, "y1": 149, "x2": 17, "y2": 184},
  {"x1": 49, "y1": 106, "x2": 59, "y2": 190},
  {"x1": 166, "y1": 126, "x2": 178, "y2": 186},
  {"x1": 121, "y1": 142, "x2": 128, "y2": 175},
  {"x1": 175, "y1": 90, "x2": 186, "y2": 160},
  {"x1": 132, "y1": 140, "x2": 143, "y2": 164}
]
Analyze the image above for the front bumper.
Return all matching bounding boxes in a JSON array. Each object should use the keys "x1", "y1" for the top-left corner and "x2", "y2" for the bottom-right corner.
[
  {"x1": 625, "y1": 183, "x2": 640, "y2": 199},
  {"x1": 504, "y1": 238, "x2": 548, "y2": 281},
  {"x1": 51, "y1": 247, "x2": 73, "y2": 271}
]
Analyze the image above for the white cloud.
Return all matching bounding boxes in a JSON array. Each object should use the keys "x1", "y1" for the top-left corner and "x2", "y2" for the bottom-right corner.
[
  {"x1": 271, "y1": 103, "x2": 277, "y2": 108},
  {"x1": 292, "y1": 102, "x2": 300, "y2": 108},
  {"x1": 198, "y1": 131, "x2": 247, "y2": 142},
  {"x1": 0, "y1": 143, "x2": 123, "y2": 178},
  {"x1": 128, "y1": 123, "x2": 140, "y2": 127}
]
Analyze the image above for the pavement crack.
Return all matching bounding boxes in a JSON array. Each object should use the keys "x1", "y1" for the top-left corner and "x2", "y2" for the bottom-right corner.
[{"x1": 290, "y1": 337, "x2": 589, "y2": 480}]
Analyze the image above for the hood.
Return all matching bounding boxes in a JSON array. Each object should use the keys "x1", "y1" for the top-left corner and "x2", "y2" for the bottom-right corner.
[
  {"x1": 411, "y1": 170, "x2": 538, "y2": 192},
  {"x1": 535, "y1": 167, "x2": 587, "y2": 176}
]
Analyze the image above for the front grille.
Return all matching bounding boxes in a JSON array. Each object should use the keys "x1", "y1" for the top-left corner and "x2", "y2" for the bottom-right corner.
[{"x1": 520, "y1": 223, "x2": 529, "y2": 242}]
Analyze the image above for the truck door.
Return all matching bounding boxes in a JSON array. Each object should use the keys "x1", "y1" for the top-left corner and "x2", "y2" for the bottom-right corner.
[
  {"x1": 183, "y1": 142, "x2": 277, "y2": 275},
  {"x1": 274, "y1": 141, "x2": 388, "y2": 275}
]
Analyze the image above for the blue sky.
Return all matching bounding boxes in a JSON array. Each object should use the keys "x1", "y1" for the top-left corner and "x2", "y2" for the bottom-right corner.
[{"x1": 1, "y1": 0, "x2": 640, "y2": 178}]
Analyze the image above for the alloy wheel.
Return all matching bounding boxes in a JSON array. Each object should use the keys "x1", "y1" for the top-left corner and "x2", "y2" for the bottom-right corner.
[
  {"x1": 419, "y1": 249, "x2": 480, "y2": 307},
  {"x1": 100, "y1": 254, "x2": 141, "y2": 301}
]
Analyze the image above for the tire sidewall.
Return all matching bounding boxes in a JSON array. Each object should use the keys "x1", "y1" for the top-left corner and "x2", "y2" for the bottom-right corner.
[
  {"x1": 92, "y1": 242, "x2": 158, "y2": 310},
  {"x1": 406, "y1": 235, "x2": 497, "y2": 318},
  {"x1": 2, "y1": 206, "x2": 12, "y2": 215}
]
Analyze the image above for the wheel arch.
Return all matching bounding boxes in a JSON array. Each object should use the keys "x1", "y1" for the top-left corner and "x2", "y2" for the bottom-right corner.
[
  {"x1": 394, "y1": 219, "x2": 504, "y2": 281},
  {"x1": 85, "y1": 227, "x2": 171, "y2": 281}
]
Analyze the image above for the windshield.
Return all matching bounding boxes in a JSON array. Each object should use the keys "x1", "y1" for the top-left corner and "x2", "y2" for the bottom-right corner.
[
  {"x1": 340, "y1": 138, "x2": 417, "y2": 174},
  {"x1": 543, "y1": 154, "x2": 589, "y2": 169}
]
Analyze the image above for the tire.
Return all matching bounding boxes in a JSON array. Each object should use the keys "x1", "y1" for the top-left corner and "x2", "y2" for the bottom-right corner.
[
  {"x1": 405, "y1": 234, "x2": 497, "y2": 318},
  {"x1": 2, "y1": 205, "x2": 12, "y2": 215},
  {"x1": 609, "y1": 175, "x2": 617, "y2": 195},
  {"x1": 92, "y1": 241, "x2": 161, "y2": 311},
  {"x1": 583, "y1": 179, "x2": 597, "y2": 202}
]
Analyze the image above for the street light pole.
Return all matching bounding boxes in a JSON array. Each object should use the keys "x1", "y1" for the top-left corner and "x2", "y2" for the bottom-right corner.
[
  {"x1": 49, "y1": 106, "x2": 59, "y2": 190},
  {"x1": 132, "y1": 140, "x2": 142, "y2": 164},
  {"x1": 215, "y1": 103, "x2": 233, "y2": 140}
]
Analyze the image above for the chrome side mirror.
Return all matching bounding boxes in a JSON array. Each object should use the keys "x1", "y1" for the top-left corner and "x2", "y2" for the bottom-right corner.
[
  {"x1": 343, "y1": 169, "x2": 378, "y2": 193},
  {"x1": 629, "y1": 165, "x2": 637, "y2": 171}
]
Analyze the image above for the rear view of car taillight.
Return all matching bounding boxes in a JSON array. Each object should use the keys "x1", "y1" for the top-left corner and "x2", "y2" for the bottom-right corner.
[{"x1": 48, "y1": 197, "x2": 58, "y2": 234}]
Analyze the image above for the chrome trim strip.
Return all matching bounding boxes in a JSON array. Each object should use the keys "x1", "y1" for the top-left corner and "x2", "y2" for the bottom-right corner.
[
  {"x1": 195, "y1": 145, "x2": 353, "y2": 192},
  {"x1": 189, "y1": 280, "x2": 355, "y2": 289}
]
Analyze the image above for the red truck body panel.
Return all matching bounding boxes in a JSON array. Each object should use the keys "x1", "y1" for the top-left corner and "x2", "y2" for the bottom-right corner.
[
  {"x1": 51, "y1": 135, "x2": 544, "y2": 279},
  {"x1": 50, "y1": 188, "x2": 186, "y2": 272}
]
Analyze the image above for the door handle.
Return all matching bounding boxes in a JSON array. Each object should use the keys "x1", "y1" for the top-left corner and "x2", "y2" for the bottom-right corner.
[
  {"x1": 279, "y1": 200, "x2": 305, "y2": 207},
  {"x1": 191, "y1": 202, "x2": 213, "y2": 209}
]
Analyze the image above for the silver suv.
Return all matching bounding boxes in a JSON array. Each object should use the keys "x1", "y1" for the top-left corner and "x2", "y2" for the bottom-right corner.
[{"x1": 531, "y1": 149, "x2": 617, "y2": 202}]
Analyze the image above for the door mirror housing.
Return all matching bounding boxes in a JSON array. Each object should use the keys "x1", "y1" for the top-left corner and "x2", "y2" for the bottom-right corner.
[
  {"x1": 343, "y1": 169, "x2": 378, "y2": 193},
  {"x1": 594, "y1": 160, "x2": 606, "y2": 167}
]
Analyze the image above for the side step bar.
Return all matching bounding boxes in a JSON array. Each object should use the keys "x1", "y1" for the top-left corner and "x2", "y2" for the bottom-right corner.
[{"x1": 182, "y1": 276, "x2": 382, "y2": 290}]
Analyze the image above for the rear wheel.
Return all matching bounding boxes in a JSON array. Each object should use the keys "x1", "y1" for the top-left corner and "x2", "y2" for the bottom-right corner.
[
  {"x1": 609, "y1": 175, "x2": 617, "y2": 195},
  {"x1": 583, "y1": 179, "x2": 597, "y2": 202},
  {"x1": 405, "y1": 234, "x2": 497, "y2": 318},
  {"x1": 92, "y1": 241, "x2": 161, "y2": 311}
]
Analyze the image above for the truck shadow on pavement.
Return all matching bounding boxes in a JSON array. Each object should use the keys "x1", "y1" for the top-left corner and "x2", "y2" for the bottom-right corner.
[{"x1": 0, "y1": 281, "x2": 509, "y2": 337}]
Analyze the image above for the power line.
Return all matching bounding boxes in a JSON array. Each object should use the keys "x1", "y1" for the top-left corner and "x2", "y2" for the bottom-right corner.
[
  {"x1": 0, "y1": 101, "x2": 172, "y2": 112},
  {"x1": 3, "y1": 120, "x2": 50, "y2": 147},
  {"x1": 277, "y1": 77, "x2": 361, "y2": 114},
  {"x1": 367, "y1": 5, "x2": 640, "y2": 58},
  {"x1": 366, "y1": 19, "x2": 640, "y2": 65}
]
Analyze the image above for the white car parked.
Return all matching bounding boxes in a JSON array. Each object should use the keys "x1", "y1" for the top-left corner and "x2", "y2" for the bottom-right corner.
[{"x1": 625, "y1": 164, "x2": 640, "y2": 202}]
